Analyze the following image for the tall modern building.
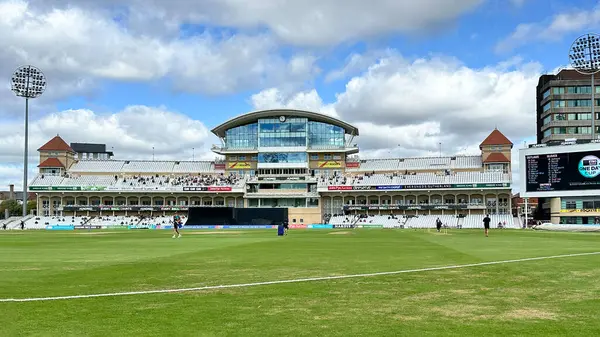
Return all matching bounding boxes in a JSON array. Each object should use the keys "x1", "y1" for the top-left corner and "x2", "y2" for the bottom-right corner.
[
  {"x1": 534, "y1": 70, "x2": 600, "y2": 224},
  {"x1": 536, "y1": 69, "x2": 600, "y2": 144}
]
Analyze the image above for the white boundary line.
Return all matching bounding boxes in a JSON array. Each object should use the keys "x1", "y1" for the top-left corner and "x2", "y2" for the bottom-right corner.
[{"x1": 2, "y1": 251, "x2": 599, "y2": 303}]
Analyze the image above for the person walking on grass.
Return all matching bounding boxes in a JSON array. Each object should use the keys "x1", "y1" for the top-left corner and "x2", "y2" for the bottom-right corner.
[
  {"x1": 483, "y1": 214, "x2": 491, "y2": 237},
  {"x1": 283, "y1": 220, "x2": 289, "y2": 235},
  {"x1": 172, "y1": 214, "x2": 182, "y2": 239}
]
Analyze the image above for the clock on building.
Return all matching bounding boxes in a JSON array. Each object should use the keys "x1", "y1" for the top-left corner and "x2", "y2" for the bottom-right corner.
[{"x1": 279, "y1": 116, "x2": 286, "y2": 122}]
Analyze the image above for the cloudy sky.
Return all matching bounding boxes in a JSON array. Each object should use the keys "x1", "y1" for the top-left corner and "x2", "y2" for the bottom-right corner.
[{"x1": 0, "y1": 0, "x2": 595, "y2": 192}]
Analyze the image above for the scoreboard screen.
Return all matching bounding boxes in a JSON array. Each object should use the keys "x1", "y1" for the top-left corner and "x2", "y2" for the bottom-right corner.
[{"x1": 525, "y1": 150, "x2": 600, "y2": 192}]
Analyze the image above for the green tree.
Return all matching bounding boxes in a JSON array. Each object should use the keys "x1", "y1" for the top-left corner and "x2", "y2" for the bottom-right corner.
[
  {"x1": 0, "y1": 199, "x2": 22, "y2": 217},
  {"x1": 27, "y1": 200, "x2": 37, "y2": 215}
]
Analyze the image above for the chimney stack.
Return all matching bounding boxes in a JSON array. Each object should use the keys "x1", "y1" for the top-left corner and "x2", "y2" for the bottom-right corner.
[{"x1": 9, "y1": 184, "x2": 14, "y2": 200}]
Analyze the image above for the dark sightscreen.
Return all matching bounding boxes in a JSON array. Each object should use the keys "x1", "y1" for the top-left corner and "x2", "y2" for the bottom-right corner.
[
  {"x1": 234, "y1": 208, "x2": 288, "y2": 226},
  {"x1": 186, "y1": 207, "x2": 288, "y2": 226},
  {"x1": 187, "y1": 207, "x2": 234, "y2": 225}
]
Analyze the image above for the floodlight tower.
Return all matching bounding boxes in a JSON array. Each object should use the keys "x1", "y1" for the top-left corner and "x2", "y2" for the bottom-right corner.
[
  {"x1": 569, "y1": 33, "x2": 600, "y2": 140},
  {"x1": 11, "y1": 65, "x2": 47, "y2": 217}
]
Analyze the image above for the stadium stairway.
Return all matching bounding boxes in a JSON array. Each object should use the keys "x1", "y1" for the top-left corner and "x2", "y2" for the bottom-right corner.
[
  {"x1": 1, "y1": 216, "x2": 19, "y2": 229},
  {"x1": 513, "y1": 216, "x2": 522, "y2": 228},
  {"x1": 83, "y1": 216, "x2": 95, "y2": 227},
  {"x1": 7, "y1": 215, "x2": 34, "y2": 229}
]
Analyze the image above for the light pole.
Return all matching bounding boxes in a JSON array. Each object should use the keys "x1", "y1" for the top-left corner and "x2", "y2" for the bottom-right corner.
[
  {"x1": 11, "y1": 65, "x2": 46, "y2": 217},
  {"x1": 569, "y1": 33, "x2": 600, "y2": 140}
]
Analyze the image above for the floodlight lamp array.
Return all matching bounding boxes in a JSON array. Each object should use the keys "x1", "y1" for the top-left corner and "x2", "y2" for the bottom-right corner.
[{"x1": 10, "y1": 65, "x2": 46, "y2": 99}]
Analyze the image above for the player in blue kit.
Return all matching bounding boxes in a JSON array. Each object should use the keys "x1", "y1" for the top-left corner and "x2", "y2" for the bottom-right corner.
[{"x1": 172, "y1": 214, "x2": 182, "y2": 239}]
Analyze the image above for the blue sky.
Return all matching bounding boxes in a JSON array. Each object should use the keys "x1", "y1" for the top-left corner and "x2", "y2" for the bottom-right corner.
[
  {"x1": 0, "y1": 0, "x2": 599, "y2": 190},
  {"x1": 53, "y1": 0, "x2": 585, "y2": 130}
]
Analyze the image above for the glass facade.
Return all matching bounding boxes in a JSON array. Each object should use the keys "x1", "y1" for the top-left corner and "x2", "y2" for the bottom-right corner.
[
  {"x1": 551, "y1": 86, "x2": 600, "y2": 95},
  {"x1": 225, "y1": 123, "x2": 258, "y2": 149},
  {"x1": 308, "y1": 121, "x2": 345, "y2": 148},
  {"x1": 258, "y1": 118, "x2": 307, "y2": 147},
  {"x1": 542, "y1": 115, "x2": 551, "y2": 125},
  {"x1": 547, "y1": 126, "x2": 592, "y2": 135},
  {"x1": 552, "y1": 113, "x2": 592, "y2": 121},
  {"x1": 543, "y1": 102, "x2": 551, "y2": 112},
  {"x1": 224, "y1": 116, "x2": 348, "y2": 149},
  {"x1": 552, "y1": 99, "x2": 600, "y2": 107},
  {"x1": 542, "y1": 89, "x2": 550, "y2": 99},
  {"x1": 258, "y1": 152, "x2": 307, "y2": 163},
  {"x1": 560, "y1": 197, "x2": 600, "y2": 225},
  {"x1": 258, "y1": 183, "x2": 308, "y2": 189}
]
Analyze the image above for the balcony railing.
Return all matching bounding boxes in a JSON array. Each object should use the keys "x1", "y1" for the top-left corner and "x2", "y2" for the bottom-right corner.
[{"x1": 212, "y1": 145, "x2": 258, "y2": 152}]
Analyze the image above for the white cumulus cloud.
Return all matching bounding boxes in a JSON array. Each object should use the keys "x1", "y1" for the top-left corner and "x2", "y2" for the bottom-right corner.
[
  {"x1": 25, "y1": 0, "x2": 484, "y2": 47},
  {"x1": 0, "y1": 105, "x2": 218, "y2": 190},
  {"x1": 496, "y1": 3, "x2": 600, "y2": 53},
  {"x1": 251, "y1": 53, "x2": 543, "y2": 191}
]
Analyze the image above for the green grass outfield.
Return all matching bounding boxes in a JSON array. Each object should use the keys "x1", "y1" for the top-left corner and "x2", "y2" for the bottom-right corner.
[{"x1": 1, "y1": 228, "x2": 600, "y2": 336}]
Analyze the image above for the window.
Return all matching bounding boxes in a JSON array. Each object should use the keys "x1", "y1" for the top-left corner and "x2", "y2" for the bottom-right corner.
[
  {"x1": 543, "y1": 102, "x2": 551, "y2": 112},
  {"x1": 554, "y1": 127, "x2": 567, "y2": 134},
  {"x1": 258, "y1": 118, "x2": 308, "y2": 147},
  {"x1": 323, "y1": 154, "x2": 332, "y2": 160},
  {"x1": 553, "y1": 100, "x2": 566, "y2": 108},
  {"x1": 566, "y1": 86, "x2": 592, "y2": 94},
  {"x1": 488, "y1": 163, "x2": 504, "y2": 171},
  {"x1": 542, "y1": 89, "x2": 550, "y2": 99},
  {"x1": 300, "y1": 218, "x2": 304, "y2": 223},
  {"x1": 552, "y1": 127, "x2": 592, "y2": 135},
  {"x1": 565, "y1": 201, "x2": 576, "y2": 209},
  {"x1": 307, "y1": 121, "x2": 345, "y2": 148},
  {"x1": 292, "y1": 218, "x2": 297, "y2": 223},
  {"x1": 229, "y1": 156, "x2": 237, "y2": 161},
  {"x1": 552, "y1": 87, "x2": 566, "y2": 95},
  {"x1": 225, "y1": 123, "x2": 258, "y2": 149},
  {"x1": 258, "y1": 152, "x2": 307, "y2": 163},
  {"x1": 583, "y1": 201, "x2": 594, "y2": 209},
  {"x1": 251, "y1": 156, "x2": 258, "y2": 161},
  {"x1": 554, "y1": 113, "x2": 566, "y2": 121},
  {"x1": 310, "y1": 154, "x2": 319, "y2": 160},
  {"x1": 238, "y1": 155, "x2": 246, "y2": 160},
  {"x1": 333, "y1": 155, "x2": 342, "y2": 160}
]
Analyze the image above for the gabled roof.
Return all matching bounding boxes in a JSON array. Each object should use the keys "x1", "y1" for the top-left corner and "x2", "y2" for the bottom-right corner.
[
  {"x1": 38, "y1": 135, "x2": 74, "y2": 152},
  {"x1": 480, "y1": 129, "x2": 513, "y2": 148},
  {"x1": 37, "y1": 158, "x2": 65, "y2": 168},
  {"x1": 483, "y1": 152, "x2": 510, "y2": 163}
]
